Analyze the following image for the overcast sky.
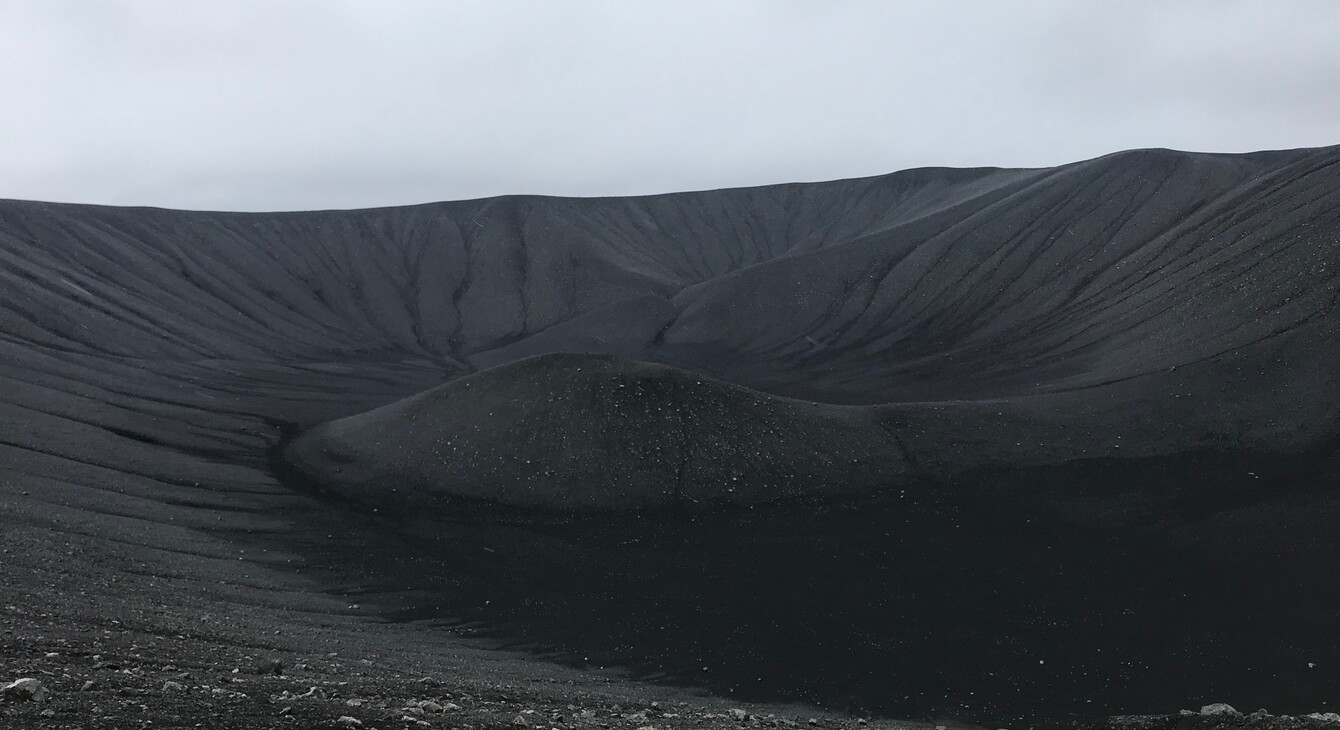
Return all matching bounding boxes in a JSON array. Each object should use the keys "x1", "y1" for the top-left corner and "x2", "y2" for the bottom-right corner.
[{"x1": 2, "y1": 1, "x2": 1337, "y2": 211}]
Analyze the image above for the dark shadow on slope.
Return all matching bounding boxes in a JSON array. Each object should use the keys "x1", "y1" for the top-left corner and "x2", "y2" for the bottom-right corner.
[{"x1": 267, "y1": 438, "x2": 1340, "y2": 728}]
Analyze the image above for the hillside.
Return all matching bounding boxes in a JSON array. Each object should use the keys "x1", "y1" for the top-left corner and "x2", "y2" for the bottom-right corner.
[{"x1": 2, "y1": 146, "x2": 1338, "y2": 725}]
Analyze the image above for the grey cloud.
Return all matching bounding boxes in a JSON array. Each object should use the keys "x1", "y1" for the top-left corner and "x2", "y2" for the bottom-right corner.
[{"x1": 1, "y1": 0, "x2": 1336, "y2": 211}]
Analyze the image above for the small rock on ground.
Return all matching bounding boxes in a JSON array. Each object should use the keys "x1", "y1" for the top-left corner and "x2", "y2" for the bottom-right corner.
[{"x1": 0, "y1": 678, "x2": 45, "y2": 702}]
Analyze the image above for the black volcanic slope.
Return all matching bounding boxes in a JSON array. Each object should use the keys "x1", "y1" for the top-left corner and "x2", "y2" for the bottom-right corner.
[
  {"x1": 285, "y1": 354, "x2": 908, "y2": 510},
  {"x1": 3, "y1": 146, "x2": 1340, "y2": 726}
]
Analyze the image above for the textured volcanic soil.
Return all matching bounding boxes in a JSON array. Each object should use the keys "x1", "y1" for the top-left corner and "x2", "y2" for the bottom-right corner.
[
  {"x1": 2, "y1": 145, "x2": 1339, "y2": 728},
  {"x1": 0, "y1": 511, "x2": 929, "y2": 730},
  {"x1": 282, "y1": 354, "x2": 910, "y2": 510}
]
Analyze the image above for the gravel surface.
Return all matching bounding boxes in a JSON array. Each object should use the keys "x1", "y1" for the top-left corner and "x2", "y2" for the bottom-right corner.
[{"x1": 0, "y1": 512, "x2": 939, "y2": 730}]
